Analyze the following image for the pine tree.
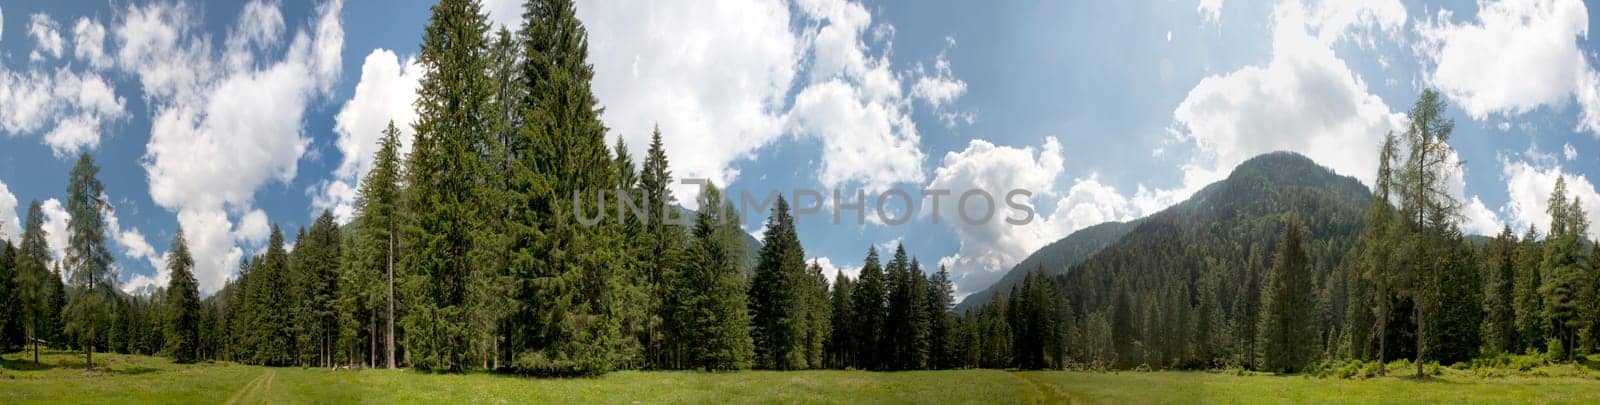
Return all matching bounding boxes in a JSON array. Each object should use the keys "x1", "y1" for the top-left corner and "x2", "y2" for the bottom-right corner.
[
  {"x1": 827, "y1": 271, "x2": 854, "y2": 368},
  {"x1": 926, "y1": 264, "x2": 955, "y2": 369},
  {"x1": 164, "y1": 230, "x2": 201, "y2": 363},
  {"x1": 405, "y1": 0, "x2": 497, "y2": 373},
  {"x1": 62, "y1": 153, "x2": 116, "y2": 370},
  {"x1": 802, "y1": 260, "x2": 831, "y2": 369},
  {"x1": 749, "y1": 196, "x2": 808, "y2": 370},
  {"x1": 678, "y1": 183, "x2": 754, "y2": 370},
  {"x1": 1481, "y1": 226, "x2": 1519, "y2": 355},
  {"x1": 1513, "y1": 226, "x2": 1545, "y2": 352},
  {"x1": 15, "y1": 201, "x2": 55, "y2": 363},
  {"x1": 506, "y1": 0, "x2": 622, "y2": 376},
  {"x1": 0, "y1": 239, "x2": 18, "y2": 352},
  {"x1": 1257, "y1": 216, "x2": 1316, "y2": 373},
  {"x1": 640, "y1": 126, "x2": 684, "y2": 369},
  {"x1": 1540, "y1": 179, "x2": 1590, "y2": 361},
  {"x1": 852, "y1": 247, "x2": 885, "y2": 369}
]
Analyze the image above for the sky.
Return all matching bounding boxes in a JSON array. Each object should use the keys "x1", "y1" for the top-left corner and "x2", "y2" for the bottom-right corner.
[{"x1": 1, "y1": 0, "x2": 1598, "y2": 302}]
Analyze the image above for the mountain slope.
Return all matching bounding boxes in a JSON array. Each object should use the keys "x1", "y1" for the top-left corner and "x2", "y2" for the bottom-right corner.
[
  {"x1": 955, "y1": 220, "x2": 1135, "y2": 311},
  {"x1": 1051, "y1": 151, "x2": 1371, "y2": 368}
]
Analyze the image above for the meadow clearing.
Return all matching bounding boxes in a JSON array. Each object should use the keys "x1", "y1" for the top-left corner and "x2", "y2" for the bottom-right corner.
[{"x1": 4, "y1": 350, "x2": 1600, "y2": 404}]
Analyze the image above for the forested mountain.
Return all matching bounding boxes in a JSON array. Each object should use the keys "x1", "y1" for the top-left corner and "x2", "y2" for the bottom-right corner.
[
  {"x1": 955, "y1": 221, "x2": 1134, "y2": 312},
  {"x1": 1048, "y1": 151, "x2": 1370, "y2": 369}
]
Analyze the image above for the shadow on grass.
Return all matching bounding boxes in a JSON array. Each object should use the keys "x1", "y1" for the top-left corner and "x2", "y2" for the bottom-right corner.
[{"x1": 0, "y1": 357, "x2": 60, "y2": 371}]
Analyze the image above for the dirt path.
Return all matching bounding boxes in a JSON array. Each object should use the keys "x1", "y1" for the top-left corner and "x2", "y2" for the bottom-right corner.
[
  {"x1": 224, "y1": 369, "x2": 276, "y2": 405},
  {"x1": 1008, "y1": 370, "x2": 1072, "y2": 404}
]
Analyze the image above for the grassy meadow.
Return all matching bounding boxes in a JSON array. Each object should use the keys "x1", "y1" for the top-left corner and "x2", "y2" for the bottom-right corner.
[{"x1": 4, "y1": 350, "x2": 1600, "y2": 404}]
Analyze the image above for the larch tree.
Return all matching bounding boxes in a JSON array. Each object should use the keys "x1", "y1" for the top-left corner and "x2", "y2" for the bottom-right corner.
[{"x1": 62, "y1": 153, "x2": 116, "y2": 370}]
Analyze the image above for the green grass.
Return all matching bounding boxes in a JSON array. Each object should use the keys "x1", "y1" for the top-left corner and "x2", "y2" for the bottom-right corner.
[{"x1": 4, "y1": 351, "x2": 1600, "y2": 404}]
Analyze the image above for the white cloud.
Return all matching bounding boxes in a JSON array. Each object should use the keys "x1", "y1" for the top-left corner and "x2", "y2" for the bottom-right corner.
[
  {"x1": 233, "y1": 209, "x2": 270, "y2": 247},
  {"x1": 1168, "y1": 0, "x2": 1406, "y2": 205},
  {"x1": 481, "y1": 0, "x2": 522, "y2": 31},
  {"x1": 0, "y1": 180, "x2": 19, "y2": 244},
  {"x1": 118, "y1": 0, "x2": 343, "y2": 293},
  {"x1": 0, "y1": 66, "x2": 128, "y2": 157},
  {"x1": 1500, "y1": 157, "x2": 1600, "y2": 240},
  {"x1": 810, "y1": 256, "x2": 859, "y2": 285},
  {"x1": 102, "y1": 196, "x2": 165, "y2": 288},
  {"x1": 1415, "y1": 0, "x2": 1600, "y2": 135},
  {"x1": 73, "y1": 18, "x2": 114, "y2": 70},
  {"x1": 314, "y1": 48, "x2": 422, "y2": 224},
  {"x1": 570, "y1": 0, "x2": 797, "y2": 200},
  {"x1": 28, "y1": 13, "x2": 65, "y2": 62},
  {"x1": 1564, "y1": 142, "x2": 1578, "y2": 161},
  {"x1": 561, "y1": 0, "x2": 957, "y2": 200},
  {"x1": 927, "y1": 137, "x2": 1144, "y2": 296},
  {"x1": 40, "y1": 199, "x2": 69, "y2": 264},
  {"x1": 1199, "y1": 0, "x2": 1224, "y2": 25}
]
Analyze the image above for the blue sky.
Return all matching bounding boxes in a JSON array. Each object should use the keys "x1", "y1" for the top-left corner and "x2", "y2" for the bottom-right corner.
[{"x1": 1, "y1": 0, "x2": 1598, "y2": 301}]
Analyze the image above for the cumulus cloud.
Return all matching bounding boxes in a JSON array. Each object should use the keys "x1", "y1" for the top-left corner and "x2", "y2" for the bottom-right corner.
[
  {"x1": 313, "y1": 49, "x2": 422, "y2": 224},
  {"x1": 0, "y1": 180, "x2": 19, "y2": 244},
  {"x1": 809, "y1": 256, "x2": 859, "y2": 285},
  {"x1": 1415, "y1": 0, "x2": 1600, "y2": 135},
  {"x1": 927, "y1": 137, "x2": 1143, "y2": 296},
  {"x1": 1168, "y1": 0, "x2": 1406, "y2": 203},
  {"x1": 29, "y1": 13, "x2": 65, "y2": 62},
  {"x1": 102, "y1": 197, "x2": 166, "y2": 293},
  {"x1": 1500, "y1": 157, "x2": 1600, "y2": 240},
  {"x1": 108, "y1": 0, "x2": 344, "y2": 293},
  {"x1": 40, "y1": 199, "x2": 69, "y2": 264},
  {"x1": 541, "y1": 0, "x2": 959, "y2": 201},
  {"x1": 1564, "y1": 142, "x2": 1578, "y2": 161},
  {"x1": 73, "y1": 17, "x2": 114, "y2": 70},
  {"x1": 0, "y1": 62, "x2": 128, "y2": 157}
]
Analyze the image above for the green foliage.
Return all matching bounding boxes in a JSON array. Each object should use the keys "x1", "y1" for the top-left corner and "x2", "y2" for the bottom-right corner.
[
  {"x1": 748, "y1": 197, "x2": 809, "y2": 370},
  {"x1": 62, "y1": 153, "x2": 116, "y2": 369},
  {"x1": 676, "y1": 184, "x2": 755, "y2": 371},
  {"x1": 1257, "y1": 216, "x2": 1317, "y2": 373},
  {"x1": 164, "y1": 230, "x2": 201, "y2": 363}
]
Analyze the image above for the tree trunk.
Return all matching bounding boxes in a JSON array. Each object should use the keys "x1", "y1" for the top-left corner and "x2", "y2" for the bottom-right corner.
[{"x1": 387, "y1": 221, "x2": 397, "y2": 370}]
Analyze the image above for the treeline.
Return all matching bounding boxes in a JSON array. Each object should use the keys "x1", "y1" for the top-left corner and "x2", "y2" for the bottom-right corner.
[
  {"x1": 965, "y1": 89, "x2": 1600, "y2": 375},
  {"x1": 0, "y1": 0, "x2": 968, "y2": 375}
]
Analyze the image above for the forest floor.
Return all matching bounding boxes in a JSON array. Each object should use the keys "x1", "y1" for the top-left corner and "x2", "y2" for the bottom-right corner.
[{"x1": 4, "y1": 350, "x2": 1600, "y2": 403}]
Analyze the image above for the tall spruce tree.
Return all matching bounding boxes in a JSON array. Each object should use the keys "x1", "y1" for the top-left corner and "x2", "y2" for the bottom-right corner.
[
  {"x1": 506, "y1": 0, "x2": 622, "y2": 376},
  {"x1": 404, "y1": 0, "x2": 496, "y2": 372},
  {"x1": 678, "y1": 183, "x2": 754, "y2": 370},
  {"x1": 749, "y1": 196, "x2": 808, "y2": 370},
  {"x1": 827, "y1": 271, "x2": 854, "y2": 368},
  {"x1": 164, "y1": 230, "x2": 200, "y2": 363},
  {"x1": 639, "y1": 126, "x2": 684, "y2": 369},
  {"x1": 1257, "y1": 216, "x2": 1316, "y2": 373},
  {"x1": 852, "y1": 247, "x2": 885, "y2": 369},
  {"x1": 62, "y1": 153, "x2": 116, "y2": 370},
  {"x1": 1481, "y1": 226, "x2": 1519, "y2": 354}
]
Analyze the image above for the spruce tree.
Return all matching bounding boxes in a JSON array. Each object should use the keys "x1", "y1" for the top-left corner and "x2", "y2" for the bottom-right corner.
[
  {"x1": 1256, "y1": 216, "x2": 1316, "y2": 373},
  {"x1": 405, "y1": 0, "x2": 496, "y2": 372},
  {"x1": 164, "y1": 230, "x2": 201, "y2": 363},
  {"x1": 852, "y1": 247, "x2": 885, "y2": 369},
  {"x1": 640, "y1": 126, "x2": 684, "y2": 369},
  {"x1": 926, "y1": 264, "x2": 955, "y2": 369},
  {"x1": 827, "y1": 272, "x2": 854, "y2": 368},
  {"x1": 62, "y1": 153, "x2": 116, "y2": 370},
  {"x1": 749, "y1": 196, "x2": 807, "y2": 370},
  {"x1": 507, "y1": 0, "x2": 622, "y2": 376},
  {"x1": 678, "y1": 184, "x2": 754, "y2": 370},
  {"x1": 1481, "y1": 226, "x2": 1519, "y2": 354}
]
